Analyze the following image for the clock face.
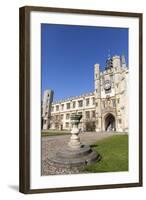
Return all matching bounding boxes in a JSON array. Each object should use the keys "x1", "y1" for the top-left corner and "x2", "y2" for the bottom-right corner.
[{"x1": 104, "y1": 80, "x2": 111, "y2": 90}]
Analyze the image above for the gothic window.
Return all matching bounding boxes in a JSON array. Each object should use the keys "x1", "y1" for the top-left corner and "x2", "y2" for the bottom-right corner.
[{"x1": 66, "y1": 103, "x2": 70, "y2": 109}]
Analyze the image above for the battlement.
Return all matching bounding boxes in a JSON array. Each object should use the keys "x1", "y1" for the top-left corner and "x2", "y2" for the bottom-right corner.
[{"x1": 52, "y1": 91, "x2": 94, "y2": 105}]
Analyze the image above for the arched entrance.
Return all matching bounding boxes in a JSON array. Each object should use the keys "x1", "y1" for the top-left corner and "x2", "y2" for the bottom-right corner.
[{"x1": 105, "y1": 113, "x2": 116, "y2": 131}]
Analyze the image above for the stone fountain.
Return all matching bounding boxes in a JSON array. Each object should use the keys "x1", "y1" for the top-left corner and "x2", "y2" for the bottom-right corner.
[{"x1": 48, "y1": 114, "x2": 99, "y2": 174}]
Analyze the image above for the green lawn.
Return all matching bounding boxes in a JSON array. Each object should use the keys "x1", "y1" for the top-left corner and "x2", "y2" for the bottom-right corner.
[
  {"x1": 41, "y1": 130, "x2": 70, "y2": 137},
  {"x1": 83, "y1": 135, "x2": 128, "y2": 173}
]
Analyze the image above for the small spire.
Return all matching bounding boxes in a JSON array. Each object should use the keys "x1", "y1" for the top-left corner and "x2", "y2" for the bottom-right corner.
[
  {"x1": 105, "y1": 49, "x2": 113, "y2": 70},
  {"x1": 121, "y1": 51, "x2": 126, "y2": 67}
]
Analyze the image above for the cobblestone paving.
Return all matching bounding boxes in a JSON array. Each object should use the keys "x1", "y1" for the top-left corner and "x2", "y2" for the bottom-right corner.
[{"x1": 41, "y1": 132, "x2": 115, "y2": 175}]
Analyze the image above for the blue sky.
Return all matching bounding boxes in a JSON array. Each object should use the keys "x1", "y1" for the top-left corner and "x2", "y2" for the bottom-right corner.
[{"x1": 41, "y1": 24, "x2": 128, "y2": 101}]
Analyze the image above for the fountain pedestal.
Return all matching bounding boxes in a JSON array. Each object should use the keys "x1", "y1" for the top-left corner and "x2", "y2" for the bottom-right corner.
[
  {"x1": 47, "y1": 114, "x2": 100, "y2": 174},
  {"x1": 68, "y1": 114, "x2": 82, "y2": 149}
]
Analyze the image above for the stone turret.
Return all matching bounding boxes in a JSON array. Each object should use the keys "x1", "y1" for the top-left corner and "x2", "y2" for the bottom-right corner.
[
  {"x1": 94, "y1": 63, "x2": 101, "y2": 98},
  {"x1": 42, "y1": 89, "x2": 54, "y2": 130},
  {"x1": 112, "y1": 55, "x2": 121, "y2": 70},
  {"x1": 121, "y1": 54, "x2": 127, "y2": 68},
  {"x1": 94, "y1": 63, "x2": 102, "y2": 131}
]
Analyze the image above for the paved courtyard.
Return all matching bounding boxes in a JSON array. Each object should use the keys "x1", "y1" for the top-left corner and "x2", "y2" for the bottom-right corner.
[{"x1": 41, "y1": 131, "x2": 117, "y2": 175}]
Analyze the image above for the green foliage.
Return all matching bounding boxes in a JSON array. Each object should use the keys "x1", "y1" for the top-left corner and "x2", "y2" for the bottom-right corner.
[{"x1": 83, "y1": 135, "x2": 128, "y2": 173}]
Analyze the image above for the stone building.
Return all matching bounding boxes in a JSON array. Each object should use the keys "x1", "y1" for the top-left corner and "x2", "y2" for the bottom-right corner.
[{"x1": 42, "y1": 54, "x2": 129, "y2": 132}]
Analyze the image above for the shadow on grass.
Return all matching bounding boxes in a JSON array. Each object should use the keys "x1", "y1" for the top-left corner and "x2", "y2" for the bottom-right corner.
[{"x1": 90, "y1": 144, "x2": 99, "y2": 148}]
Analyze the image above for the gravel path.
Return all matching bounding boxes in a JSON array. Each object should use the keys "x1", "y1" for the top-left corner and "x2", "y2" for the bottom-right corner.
[{"x1": 41, "y1": 132, "x2": 115, "y2": 175}]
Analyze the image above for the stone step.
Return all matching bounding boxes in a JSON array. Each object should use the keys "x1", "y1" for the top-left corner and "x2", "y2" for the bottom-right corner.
[
  {"x1": 48, "y1": 149, "x2": 100, "y2": 167},
  {"x1": 56, "y1": 145, "x2": 92, "y2": 159}
]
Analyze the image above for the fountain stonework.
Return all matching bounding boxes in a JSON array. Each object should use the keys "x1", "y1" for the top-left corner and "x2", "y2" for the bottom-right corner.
[{"x1": 48, "y1": 114, "x2": 100, "y2": 174}]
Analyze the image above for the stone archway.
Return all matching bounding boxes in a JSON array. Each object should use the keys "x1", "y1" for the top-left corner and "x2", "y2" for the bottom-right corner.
[{"x1": 104, "y1": 113, "x2": 116, "y2": 131}]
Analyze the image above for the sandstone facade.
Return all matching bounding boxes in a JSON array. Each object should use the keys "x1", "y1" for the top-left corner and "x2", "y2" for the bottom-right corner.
[{"x1": 42, "y1": 55, "x2": 128, "y2": 132}]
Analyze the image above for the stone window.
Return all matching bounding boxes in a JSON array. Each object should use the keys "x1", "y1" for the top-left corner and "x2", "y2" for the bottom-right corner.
[
  {"x1": 119, "y1": 119, "x2": 122, "y2": 124},
  {"x1": 117, "y1": 98, "x2": 120, "y2": 104},
  {"x1": 86, "y1": 98, "x2": 90, "y2": 106},
  {"x1": 96, "y1": 102, "x2": 98, "y2": 107},
  {"x1": 55, "y1": 115, "x2": 59, "y2": 120},
  {"x1": 78, "y1": 112, "x2": 82, "y2": 116},
  {"x1": 78, "y1": 100, "x2": 83, "y2": 107},
  {"x1": 92, "y1": 97, "x2": 95, "y2": 105},
  {"x1": 112, "y1": 99, "x2": 116, "y2": 107},
  {"x1": 61, "y1": 114, "x2": 64, "y2": 120},
  {"x1": 110, "y1": 75, "x2": 113, "y2": 82},
  {"x1": 66, "y1": 103, "x2": 70, "y2": 109},
  {"x1": 51, "y1": 106, "x2": 54, "y2": 112},
  {"x1": 66, "y1": 114, "x2": 70, "y2": 120},
  {"x1": 56, "y1": 105, "x2": 59, "y2": 111},
  {"x1": 103, "y1": 101, "x2": 105, "y2": 108},
  {"x1": 85, "y1": 111, "x2": 90, "y2": 119},
  {"x1": 72, "y1": 101, "x2": 76, "y2": 108},
  {"x1": 61, "y1": 104, "x2": 64, "y2": 111},
  {"x1": 66, "y1": 122, "x2": 69, "y2": 128},
  {"x1": 92, "y1": 111, "x2": 95, "y2": 118}
]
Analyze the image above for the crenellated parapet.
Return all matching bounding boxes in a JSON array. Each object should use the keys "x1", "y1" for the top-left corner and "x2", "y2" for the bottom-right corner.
[{"x1": 52, "y1": 91, "x2": 94, "y2": 105}]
